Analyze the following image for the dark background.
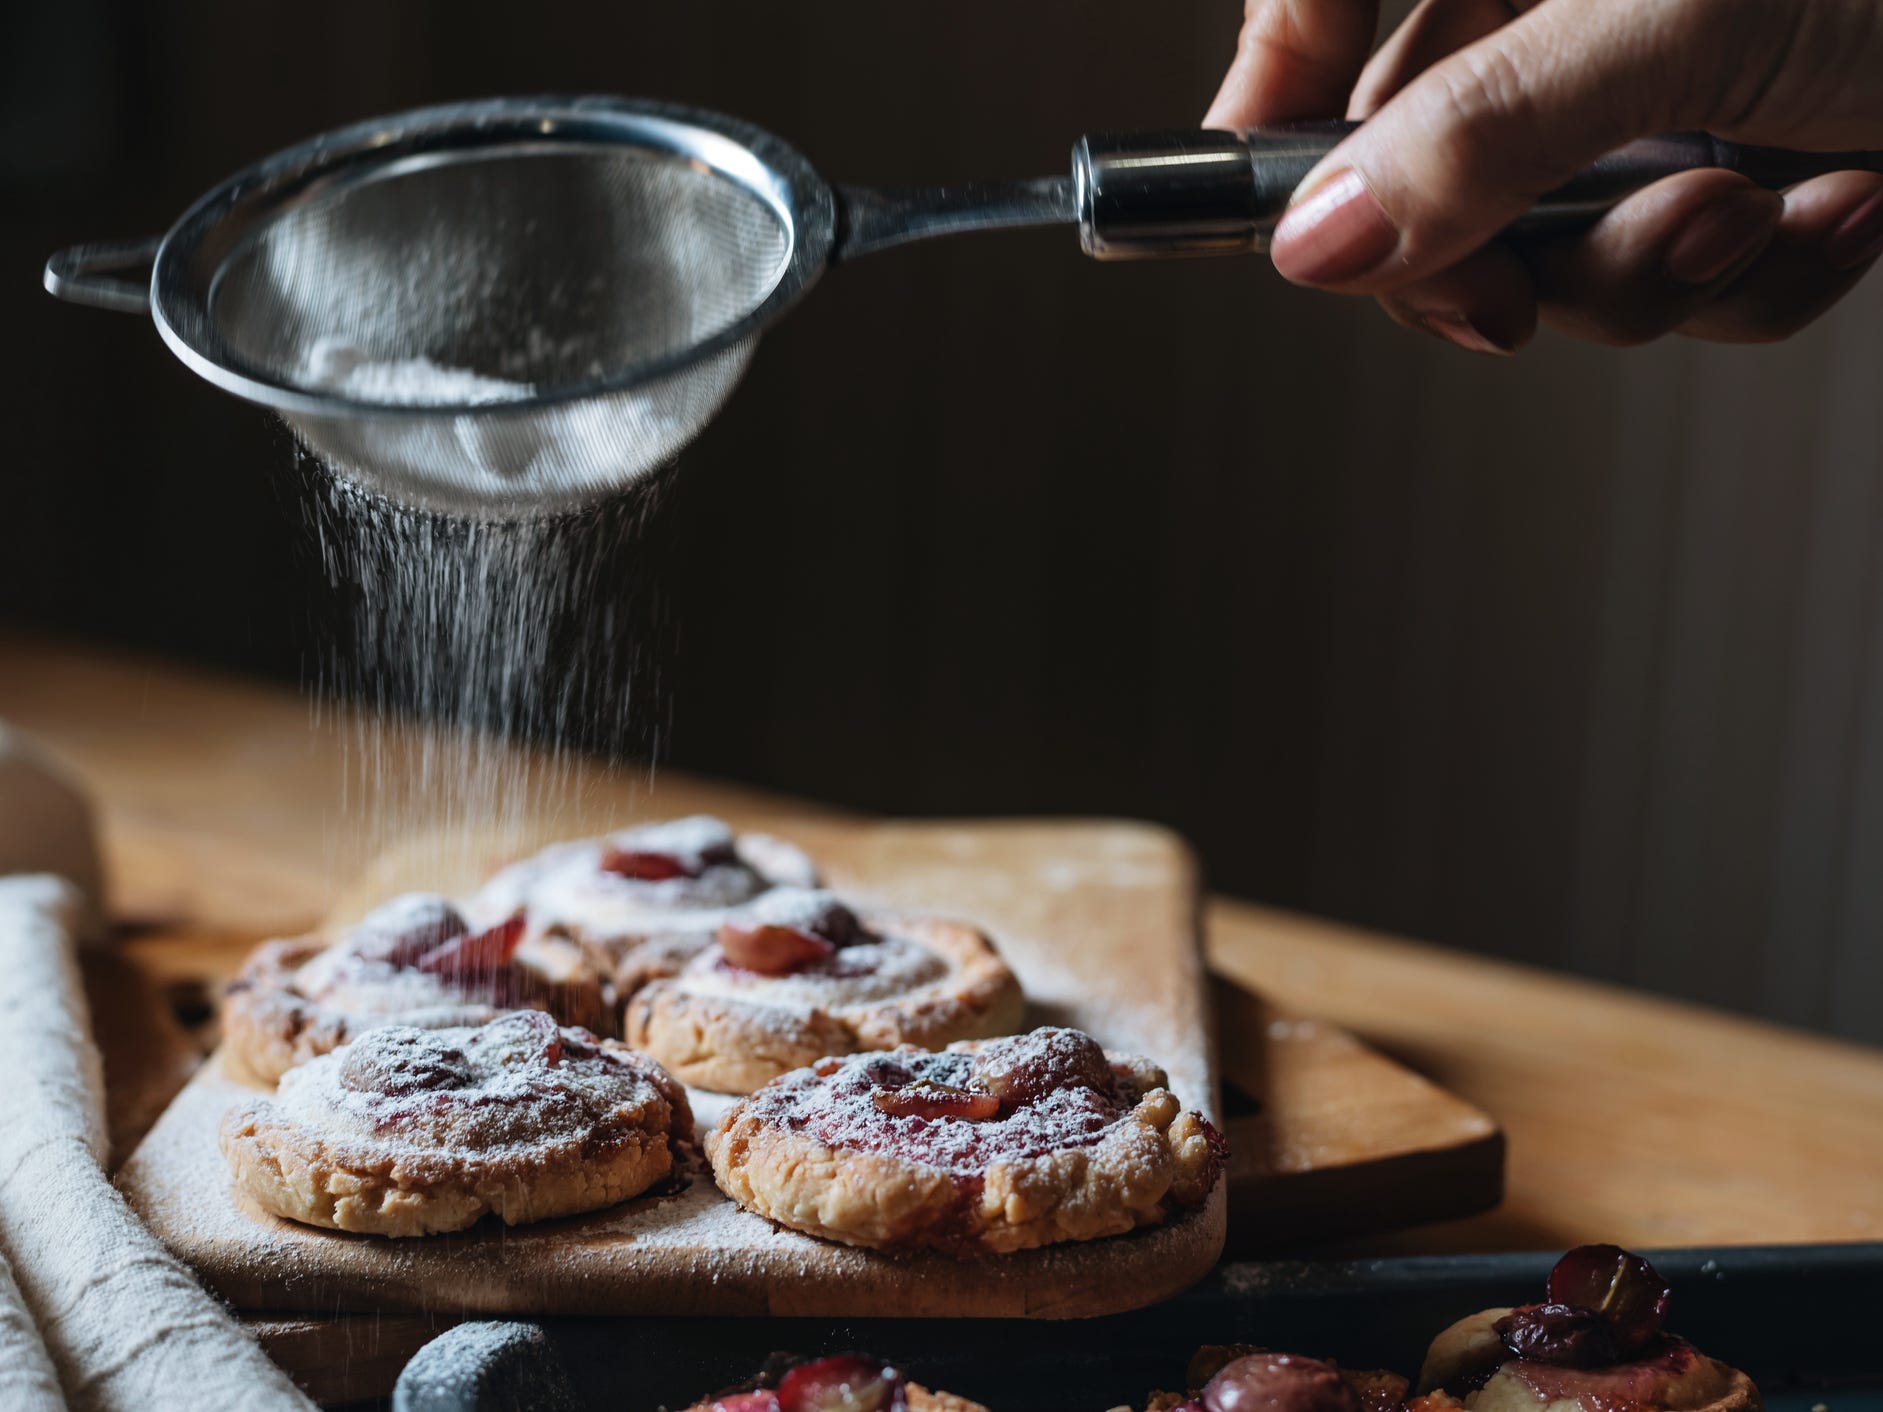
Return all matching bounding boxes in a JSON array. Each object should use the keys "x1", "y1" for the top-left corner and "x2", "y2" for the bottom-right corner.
[{"x1": 8, "y1": 2, "x2": 1883, "y2": 1041}]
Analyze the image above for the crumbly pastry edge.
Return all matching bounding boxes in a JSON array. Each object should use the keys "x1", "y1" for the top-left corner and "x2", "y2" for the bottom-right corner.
[
  {"x1": 623, "y1": 915, "x2": 1026, "y2": 1095},
  {"x1": 221, "y1": 934, "x2": 614, "y2": 1087},
  {"x1": 217, "y1": 1037, "x2": 696, "y2": 1238},
  {"x1": 704, "y1": 1046, "x2": 1220, "y2": 1257}
]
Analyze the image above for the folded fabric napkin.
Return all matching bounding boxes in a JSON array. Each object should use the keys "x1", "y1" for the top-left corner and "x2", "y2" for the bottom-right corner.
[{"x1": 0, "y1": 875, "x2": 312, "y2": 1412}]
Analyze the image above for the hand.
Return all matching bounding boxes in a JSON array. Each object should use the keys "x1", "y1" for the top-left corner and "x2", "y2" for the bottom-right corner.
[{"x1": 1206, "y1": 0, "x2": 1883, "y2": 352}]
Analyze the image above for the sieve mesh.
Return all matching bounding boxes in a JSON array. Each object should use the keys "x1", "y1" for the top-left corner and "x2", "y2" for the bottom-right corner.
[{"x1": 209, "y1": 144, "x2": 793, "y2": 515}]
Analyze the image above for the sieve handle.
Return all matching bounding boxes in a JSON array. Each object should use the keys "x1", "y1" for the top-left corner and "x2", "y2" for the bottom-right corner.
[
  {"x1": 1074, "y1": 124, "x2": 1883, "y2": 258},
  {"x1": 834, "y1": 179, "x2": 1077, "y2": 262},
  {"x1": 42, "y1": 237, "x2": 161, "y2": 314}
]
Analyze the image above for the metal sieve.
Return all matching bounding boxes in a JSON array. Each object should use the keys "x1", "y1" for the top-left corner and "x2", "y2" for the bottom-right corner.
[{"x1": 44, "y1": 96, "x2": 1883, "y2": 518}]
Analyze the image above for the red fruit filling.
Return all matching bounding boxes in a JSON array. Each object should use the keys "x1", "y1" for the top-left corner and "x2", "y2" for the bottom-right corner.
[
  {"x1": 1203, "y1": 1353, "x2": 1361, "y2": 1412},
  {"x1": 473, "y1": 1008, "x2": 566, "y2": 1067},
  {"x1": 1495, "y1": 1303, "x2": 1622, "y2": 1368},
  {"x1": 363, "y1": 896, "x2": 473, "y2": 967},
  {"x1": 412, "y1": 913, "x2": 526, "y2": 976},
  {"x1": 338, "y1": 1033, "x2": 473, "y2": 1096},
  {"x1": 873, "y1": 1081, "x2": 1002, "y2": 1122},
  {"x1": 1544, "y1": 1245, "x2": 1672, "y2": 1355},
  {"x1": 974, "y1": 1026, "x2": 1114, "y2": 1109},
  {"x1": 1512, "y1": 1337, "x2": 1707, "y2": 1407},
  {"x1": 710, "y1": 1395, "x2": 782, "y2": 1412},
  {"x1": 600, "y1": 847, "x2": 696, "y2": 881},
  {"x1": 775, "y1": 1355, "x2": 907, "y2": 1412},
  {"x1": 719, "y1": 922, "x2": 838, "y2": 976}
]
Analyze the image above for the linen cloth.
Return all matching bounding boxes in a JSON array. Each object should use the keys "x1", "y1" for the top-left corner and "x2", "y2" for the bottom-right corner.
[{"x1": 0, "y1": 875, "x2": 312, "y2": 1411}]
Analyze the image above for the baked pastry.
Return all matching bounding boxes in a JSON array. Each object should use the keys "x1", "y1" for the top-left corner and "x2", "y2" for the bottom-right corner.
[
  {"x1": 678, "y1": 1353, "x2": 987, "y2": 1412},
  {"x1": 473, "y1": 816, "x2": 819, "y2": 990},
  {"x1": 1127, "y1": 1247, "x2": 1759, "y2": 1412},
  {"x1": 1418, "y1": 1246, "x2": 1762, "y2": 1412},
  {"x1": 219, "y1": 1010, "x2": 693, "y2": 1237},
  {"x1": 223, "y1": 892, "x2": 610, "y2": 1085},
  {"x1": 707, "y1": 1026, "x2": 1225, "y2": 1256},
  {"x1": 624, "y1": 887, "x2": 1025, "y2": 1094},
  {"x1": 1124, "y1": 1347, "x2": 1409, "y2": 1412}
]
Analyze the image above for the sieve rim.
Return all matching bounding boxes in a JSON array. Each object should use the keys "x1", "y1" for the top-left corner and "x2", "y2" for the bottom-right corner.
[{"x1": 146, "y1": 95, "x2": 834, "y2": 420}]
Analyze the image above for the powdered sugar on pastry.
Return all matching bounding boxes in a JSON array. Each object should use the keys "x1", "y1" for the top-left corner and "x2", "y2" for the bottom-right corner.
[
  {"x1": 473, "y1": 817, "x2": 819, "y2": 951},
  {"x1": 676, "y1": 933, "x2": 949, "y2": 1013},
  {"x1": 219, "y1": 1012, "x2": 694, "y2": 1236},
  {"x1": 222, "y1": 893, "x2": 611, "y2": 1086},
  {"x1": 706, "y1": 1028, "x2": 1225, "y2": 1256},
  {"x1": 624, "y1": 901, "x2": 1025, "y2": 1095},
  {"x1": 754, "y1": 1046, "x2": 1129, "y2": 1173}
]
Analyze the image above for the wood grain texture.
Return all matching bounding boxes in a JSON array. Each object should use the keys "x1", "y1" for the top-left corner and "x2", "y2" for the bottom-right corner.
[
  {"x1": 9, "y1": 634, "x2": 1880, "y2": 1258},
  {"x1": 1209, "y1": 900, "x2": 1883, "y2": 1253},
  {"x1": 119, "y1": 820, "x2": 1230, "y2": 1320},
  {"x1": 1213, "y1": 981, "x2": 1502, "y2": 1255}
]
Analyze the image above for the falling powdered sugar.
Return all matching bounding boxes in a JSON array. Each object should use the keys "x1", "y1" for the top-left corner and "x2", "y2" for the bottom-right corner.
[{"x1": 299, "y1": 461, "x2": 672, "y2": 890}]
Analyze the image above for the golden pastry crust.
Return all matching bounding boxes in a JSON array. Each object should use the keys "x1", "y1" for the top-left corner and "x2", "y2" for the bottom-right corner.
[
  {"x1": 223, "y1": 898, "x2": 612, "y2": 1087},
  {"x1": 706, "y1": 1029, "x2": 1224, "y2": 1257},
  {"x1": 219, "y1": 1012, "x2": 693, "y2": 1237},
  {"x1": 626, "y1": 912, "x2": 1025, "y2": 1095}
]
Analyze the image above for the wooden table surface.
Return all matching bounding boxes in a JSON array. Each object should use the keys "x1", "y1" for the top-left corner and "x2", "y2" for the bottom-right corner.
[{"x1": 3, "y1": 630, "x2": 1880, "y2": 1255}]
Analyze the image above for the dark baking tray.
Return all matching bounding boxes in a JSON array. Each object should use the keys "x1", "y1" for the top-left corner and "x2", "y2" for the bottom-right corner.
[{"x1": 391, "y1": 1244, "x2": 1883, "y2": 1412}]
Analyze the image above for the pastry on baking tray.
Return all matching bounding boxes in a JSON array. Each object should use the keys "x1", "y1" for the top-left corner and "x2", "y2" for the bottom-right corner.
[
  {"x1": 706, "y1": 1026, "x2": 1225, "y2": 1256},
  {"x1": 472, "y1": 815, "x2": 819, "y2": 987},
  {"x1": 1125, "y1": 1245, "x2": 1760, "y2": 1412},
  {"x1": 219, "y1": 1010, "x2": 693, "y2": 1237},
  {"x1": 624, "y1": 886, "x2": 1025, "y2": 1094},
  {"x1": 676, "y1": 1353, "x2": 988, "y2": 1412},
  {"x1": 1416, "y1": 1245, "x2": 1762, "y2": 1412},
  {"x1": 222, "y1": 891, "x2": 611, "y2": 1085}
]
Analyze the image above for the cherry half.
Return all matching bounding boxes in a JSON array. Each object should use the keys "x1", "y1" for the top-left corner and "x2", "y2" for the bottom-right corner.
[
  {"x1": 1202, "y1": 1354, "x2": 1362, "y2": 1412},
  {"x1": 775, "y1": 1355, "x2": 907, "y2": 1412},
  {"x1": 974, "y1": 1027, "x2": 1114, "y2": 1110},
  {"x1": 873, "y1": 1082, "x2": 1002, "y2": 1122},
  {"x1": 719, "y1": 923, "x2": 837, "y2": 976},
  {"x1": 1544, "y1": 1245, "x2": 1672, "y2": 1354},
  {"x1": 1495, "y1": 1304, "x2": 1623, "y2": 1368},
  {"x1": 600, "y1": 847, "x2": 695, "y2": 881},
  {"x1": 412, "y1": 914, "x2": 526, "y2": 976},
  {"x1": 365, "y1": 896, "x2": 473, "y2": 968}
]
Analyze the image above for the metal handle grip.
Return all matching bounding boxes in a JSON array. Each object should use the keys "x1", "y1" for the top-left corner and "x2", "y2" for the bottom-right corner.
[
  {"x1": 1074, "y1": 122, "x2": 1883, "y2": 259},
  {"x1": 42, "y1": 237, "x2": 161, "y2": 314}
]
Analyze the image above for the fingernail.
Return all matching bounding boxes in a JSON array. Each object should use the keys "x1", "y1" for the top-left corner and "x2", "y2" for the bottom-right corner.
[
  {"x1": 1666, "y1": 188, "x2": 1783, "y2": 285},
  {"x1": 1825, "y1": 185, "x2": 1883, "y2": 271},
  {"x1": 1272, "y1": 168, "x2": 1399, "y2": 286},
  {"x1": 1416, "y1": 311, "x2": 1515, "y2": 356}
]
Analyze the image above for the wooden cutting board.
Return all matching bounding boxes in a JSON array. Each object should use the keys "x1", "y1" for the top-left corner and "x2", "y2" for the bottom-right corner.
[
  {"x1": 119, "y1": 819, "x2": 1228, "y2": 1319},
  {"x1": 116, "y1": 817, "x2": 1502, "y2": 1324}
]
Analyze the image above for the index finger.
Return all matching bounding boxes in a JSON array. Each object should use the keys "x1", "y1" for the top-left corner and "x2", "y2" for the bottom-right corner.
[{"x1": 1204, "y1": 0, "x2": 1384, "y2": 127}]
